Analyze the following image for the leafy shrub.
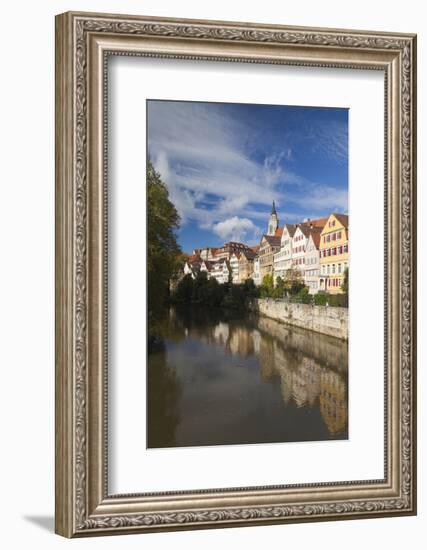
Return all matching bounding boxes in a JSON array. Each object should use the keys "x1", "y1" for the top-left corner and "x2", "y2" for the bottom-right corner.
[
  {"x1": 314, "y1": 291, "x2": 348, "y2": 307},
  {"x1": 314, "y1": 292, "x2": 328, "y2": 306},
  {"x1": 299, "y1": 286, "x2": 312, "y2": 304}
]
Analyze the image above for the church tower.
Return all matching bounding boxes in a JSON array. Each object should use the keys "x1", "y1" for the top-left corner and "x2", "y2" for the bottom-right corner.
[{"x1": 267, "y1": 201, "x2": 279, "y2": 236}]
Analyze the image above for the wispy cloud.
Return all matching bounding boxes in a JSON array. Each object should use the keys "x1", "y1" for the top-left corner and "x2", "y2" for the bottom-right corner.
[
  {"x1": 309, "y1": 120, "x2": 348, "y2": 162},
  {"x1": 148, "y1": 102, "x2": 297, "y2": 225},
  {"x1": 291, "y1": 185, "x2": 348, "y2": 213},
  {"x1": 147, "y1": 101, "x2": 348, "y2": 248}
]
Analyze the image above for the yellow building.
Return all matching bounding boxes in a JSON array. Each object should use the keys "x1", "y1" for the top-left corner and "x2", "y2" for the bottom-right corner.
[
  {"x1": 319, "y1": 213, "x2": 349, "y2": 294},
  {"x1": 237, "y1": 250, "x2": 257, "y2": 283}
]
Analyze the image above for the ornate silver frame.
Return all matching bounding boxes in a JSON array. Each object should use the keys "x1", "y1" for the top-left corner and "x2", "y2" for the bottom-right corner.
[{"x1": 55, "y1": 11, "x2": 417, "y2": 537}]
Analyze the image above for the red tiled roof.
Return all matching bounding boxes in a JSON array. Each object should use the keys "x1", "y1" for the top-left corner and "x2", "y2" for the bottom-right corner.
[
  {"x1": 274, "y1": 226, "x2": 284, "y2": 237},
  {"x1": 188, "y1": 254, "x2": 202, "y2": 264},
  {"x1": 303, "y1": 217, "x2": 328, "y2": 229}
]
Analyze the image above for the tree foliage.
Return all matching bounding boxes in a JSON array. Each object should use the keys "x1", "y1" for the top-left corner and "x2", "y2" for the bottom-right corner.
[
  {"x1": 260, "y1": 273, "x2": 274, "y2": 298},
  {"x1": 147, "y1": 160, "x2": 181, "y2": 327},
  {"x1": 272, "y1": 276, "x2": 285, "y2": 299},
  {"x1": 284, "y1": 268, "x2": 305, "y2": 295},
  {"x1": 341, "y1": 267, "x2": 349, "y2": 294},
  {"x1": 172, "y1": 272, "x2": 259, "y2": 309}
]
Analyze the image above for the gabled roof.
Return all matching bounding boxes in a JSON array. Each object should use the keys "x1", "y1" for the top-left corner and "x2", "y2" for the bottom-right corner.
[
  {"x1": 201, "y1": 260, "x2": 216, "y2": 271},
  {"x1": 188, "y1": 254, "x2": 202, "y2": 264},
  {"x1": 297, "y1": 224, "x2": 323, "y2": 238},
  {"x1": 306, "y1": 217, "x2": 329, "y2": 228},
  {"x1": 283, "y1": 224, "x2": 297, "y2": 237},
  {"x1": 297, "y1": 224, "x2": 312, "y2": 238},
  {"x1": 262, "y1": 234, "x2": 281, "y2": 247},
  {"x1": 239, "y1": 250, "x2": 257, "y2": 261},
  {"x1": 274, "y1": 226, "x2": 284, "y2": 237},
  {"x1": 332, "y1": 213, "x2": 349, "y2": 228},
  {"x1": 185, "y1": 260, "x2": 201, "y2": 272},
  {"x1": 308, "y1": 231, "x2": 321, "y2": 249}
]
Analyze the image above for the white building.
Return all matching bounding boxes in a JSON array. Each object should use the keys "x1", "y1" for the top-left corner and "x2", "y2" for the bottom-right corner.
[
  {"x1": 273, "y1": 224, "x2": 296, "y2": 281},
  {"x1": 229, "y1": 252, "x2": 240, "y2": 283},
  {"x1": 252, "y1": 256, "x2": 261, "y2": 286},
  {"x1": 291, "y1": 225, "x2": 310, "y2": 275},
  {"x1": 200, "y1": 260, "x2": 216, "y2": 279},
  {"x1": 183, "y1": 256, "x2": 202, "y2": 279},
  {"x1": 304, "y1": 232, "x2": 321, "y2": 294},
  {"x1": 210, "y1": 260, "x2": 231, "y2": 285}
]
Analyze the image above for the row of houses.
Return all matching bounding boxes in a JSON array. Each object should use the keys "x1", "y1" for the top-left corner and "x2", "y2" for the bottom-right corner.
[{"x1": 183, "y1": 203, "x2": 349, "y2": 295}]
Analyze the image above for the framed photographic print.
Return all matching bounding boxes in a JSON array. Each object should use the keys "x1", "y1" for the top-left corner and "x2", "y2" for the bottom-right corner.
[{"x1": 55, "y1": 11, "x2": 417, "y2": 537}]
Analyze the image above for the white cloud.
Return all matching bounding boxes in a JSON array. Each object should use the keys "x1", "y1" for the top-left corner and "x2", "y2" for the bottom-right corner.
[
  {"x1": 293, "y1": 185, "x2": 348, "y2": 212},
  {"x1": 147, "y1": 101, "x2": 348, "y2": 241},
  {"x1": 147, "y1": 101, "x2": 297, "y2": 230},
  {"x1": 212, "y1": 217, "x2": 260, "y2": 243}
]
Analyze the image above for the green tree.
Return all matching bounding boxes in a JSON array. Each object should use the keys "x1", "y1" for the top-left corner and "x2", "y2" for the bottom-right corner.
[
  {"x1": 260, "y1": 273, "x2": 274, "y2": 298},
  {"x1": 147, "y1": 160, "x2": 181, "y2": 327},
  {"x1": 222, "y1": 282, "x2": 246, "y2": 310},
  {"x1": 206, "y1": 277, "x2": 224, "y2": 307},
  {"x1": 243, "y1": 277, "x2": 259, "y2": 298},
  {"x1": 192, "y1": 271, "x2": 210, "y2": 303},
  {"x1": 272, "y1": 276, "x2": 285, "y2": 299},
  {"x1": 173, "y1": 274, "x2": 194, "y2": 303},
  {"x1": 284, "y1": 268, "x2": 305, "y2": 295},
  {"x1": 341, "y1": 267, "x2": 349, "y2": 294},
  {"x1": 298, "y1": 286, "x2": 311, "y2": 304}
]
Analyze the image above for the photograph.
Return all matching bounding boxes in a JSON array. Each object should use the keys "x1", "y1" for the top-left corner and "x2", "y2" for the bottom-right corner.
[{"x1": 146, "y1": 100, "x2": 349, "y2": 448}]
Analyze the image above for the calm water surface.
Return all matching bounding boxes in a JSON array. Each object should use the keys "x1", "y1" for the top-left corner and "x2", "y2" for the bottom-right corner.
[{"x1": 147, "y1": 306, "x2": 348, "y2": 448}]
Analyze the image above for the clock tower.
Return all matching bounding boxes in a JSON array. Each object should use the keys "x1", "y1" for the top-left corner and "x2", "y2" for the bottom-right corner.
[{"x1": 267, "y1": 201, "x2": 279, "y2": 236}]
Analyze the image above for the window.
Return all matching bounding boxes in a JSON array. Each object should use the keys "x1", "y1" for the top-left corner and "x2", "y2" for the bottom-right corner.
[
  {"x1": 337, "y1": 231, "x2": 341, "y2": 239},
  {"x1": 338, "y1": 263, "x2": 342, "y2": 273},
  {"x1": 327, "y1": 265, "x2": 330, "y2": 274},
  {"x1": 332, "y1": 264, "x2": 335, "y2": 274},
  {"x1": 332, "y1": 233, "x2": 336, "y2": 240}
]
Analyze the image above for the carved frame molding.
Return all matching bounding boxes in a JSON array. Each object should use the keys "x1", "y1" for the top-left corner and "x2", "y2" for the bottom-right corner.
[{"x1": 55, "y1": 12, "x2": 416, "y2": 537}]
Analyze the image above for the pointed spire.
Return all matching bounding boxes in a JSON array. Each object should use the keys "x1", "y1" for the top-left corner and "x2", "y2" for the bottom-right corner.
[{"x1": 271, "y1": 200, "x2": 277, "y2": 216}]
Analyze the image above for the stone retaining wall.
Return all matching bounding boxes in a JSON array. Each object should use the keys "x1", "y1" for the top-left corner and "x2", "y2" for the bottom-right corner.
[{"x1": 250, "y1": 298, "x2": 348, "y2": 340}]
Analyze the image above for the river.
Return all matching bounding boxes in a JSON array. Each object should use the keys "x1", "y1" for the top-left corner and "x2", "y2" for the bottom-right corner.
[{"x1": 147, "y1": 306, "x2": 348, "y2": 448}]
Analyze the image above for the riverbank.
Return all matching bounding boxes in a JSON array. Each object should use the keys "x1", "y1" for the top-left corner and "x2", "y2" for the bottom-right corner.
[{"x1": 248, "y1": 298, "x2": 348, "y2": 340}]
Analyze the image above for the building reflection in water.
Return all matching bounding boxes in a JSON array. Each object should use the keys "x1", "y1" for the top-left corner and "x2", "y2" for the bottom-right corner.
[{"x1": 147, "y1": 306, "x2": 348, "y2": 448}]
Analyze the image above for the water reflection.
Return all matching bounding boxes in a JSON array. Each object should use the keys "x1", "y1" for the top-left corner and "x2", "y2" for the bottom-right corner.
[{"x1": 147, "y1": 306, "x2": 348, "y2": 448}]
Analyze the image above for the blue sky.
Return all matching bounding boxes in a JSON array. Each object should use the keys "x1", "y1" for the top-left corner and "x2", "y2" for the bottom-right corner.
[{"x1": 147, "y1": 100, "x2": 348, "y2": 254}]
